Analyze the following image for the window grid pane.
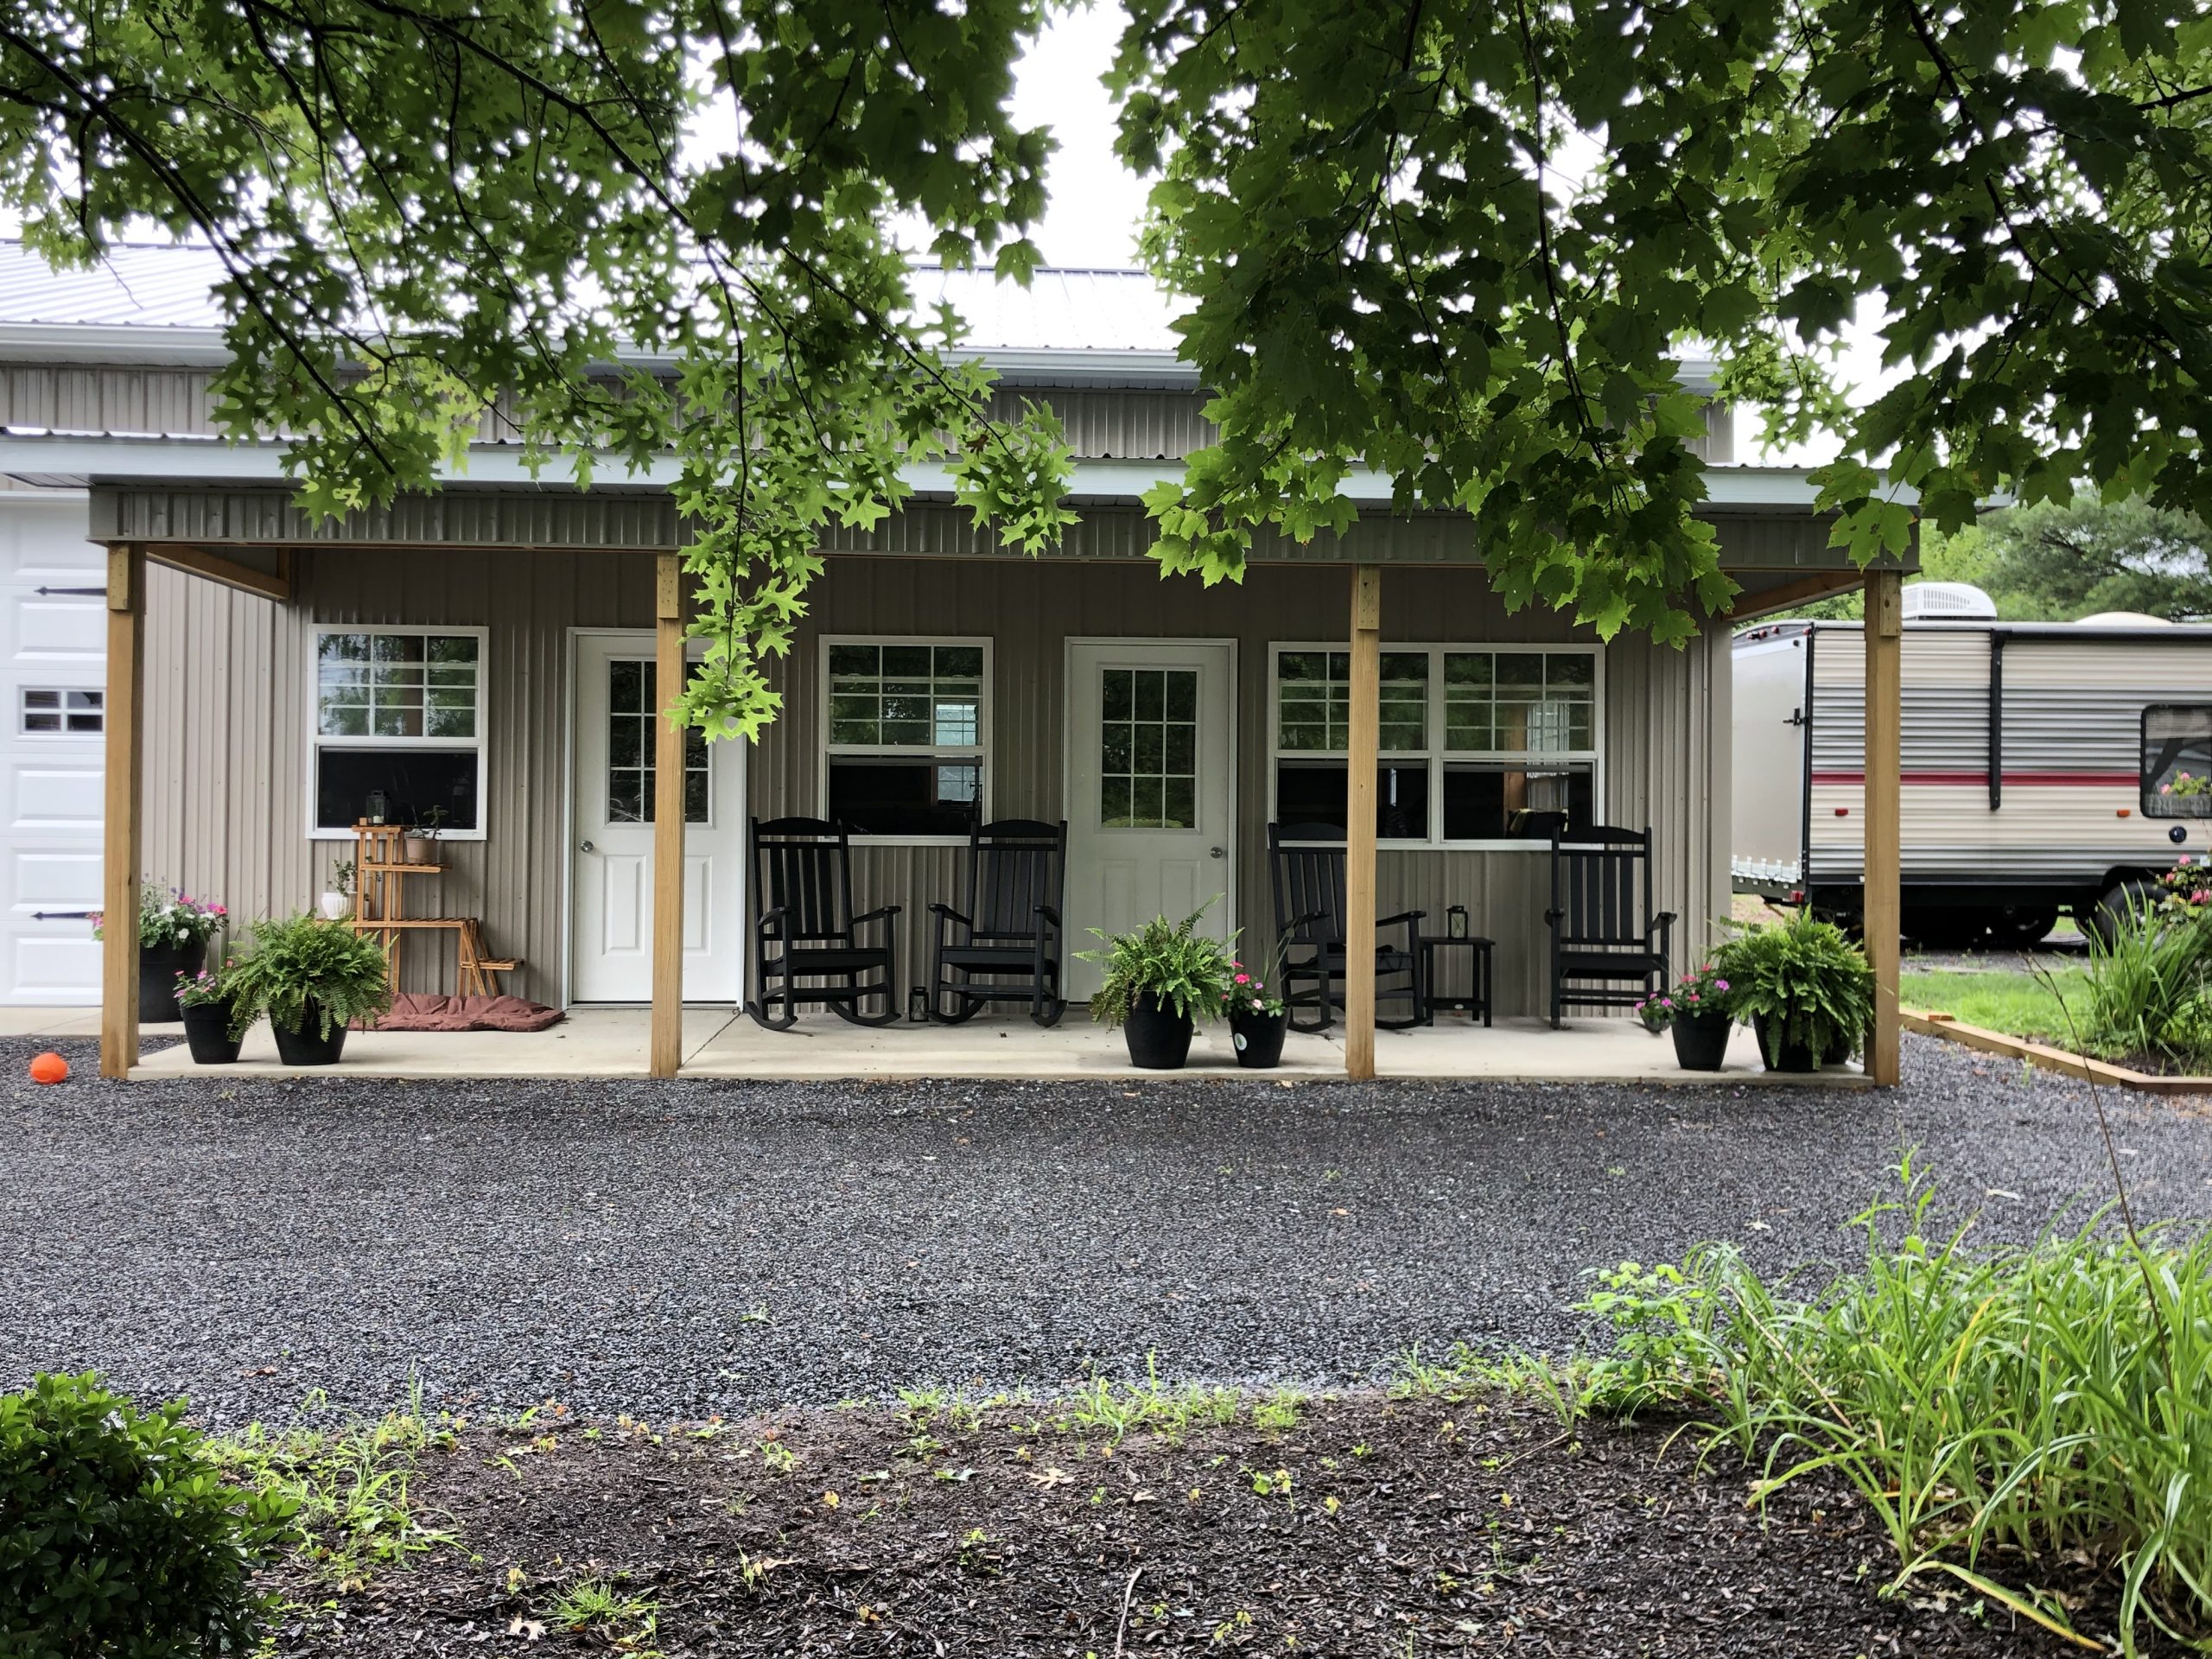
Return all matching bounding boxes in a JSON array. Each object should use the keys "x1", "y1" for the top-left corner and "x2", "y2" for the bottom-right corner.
[
  {"x1": 827, "y1": 643, "x2": 984, "y2": 752},
  {"x1": 1100, "y1": 666, "x2": 1198, "y2": 829},
  {"x1": 1442, "y1": 650, "x2": 1596, "y2": 755},
  {"x1": 318, "y1": 629, "x2": 479, "y2": 741},
  {"x1": 608, "y1": 659, "x2": 709, "y2": 824}
]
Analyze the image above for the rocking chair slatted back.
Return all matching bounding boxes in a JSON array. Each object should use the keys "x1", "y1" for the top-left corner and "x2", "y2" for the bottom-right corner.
[
  {"x1": 1551, "y1": 825, "x2": 1653, "y2": 946},
  {"x1": 968, "y1": 819, "x2": 1064, "y2": 940},
  {"x1": 1269, "y1": 822, "x2": 1351, "y2": 944},
  {"x1": 753, "y1": 817, "x2": 855, "y2": 944}
]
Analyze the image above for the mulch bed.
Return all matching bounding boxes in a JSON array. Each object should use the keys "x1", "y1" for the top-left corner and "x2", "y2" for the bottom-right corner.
[{"x1": 264, "y1": 1392, "x2": 2112, "y2": 1657}]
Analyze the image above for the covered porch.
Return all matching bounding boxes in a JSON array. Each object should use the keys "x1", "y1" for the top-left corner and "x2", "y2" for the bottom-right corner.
[{"x1": 124, "y1": 1002, "x2": 1866, "y2": 1084}]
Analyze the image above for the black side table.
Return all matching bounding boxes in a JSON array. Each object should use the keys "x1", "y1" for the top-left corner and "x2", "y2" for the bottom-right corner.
[{"x1": 1419, "y1": 934, "x2": 1494, "y2": 1027}]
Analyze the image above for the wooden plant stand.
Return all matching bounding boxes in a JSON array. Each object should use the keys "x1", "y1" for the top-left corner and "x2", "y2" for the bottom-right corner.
[{"x1": 348, "y1": 822, "x2": 520, "y2": 996}]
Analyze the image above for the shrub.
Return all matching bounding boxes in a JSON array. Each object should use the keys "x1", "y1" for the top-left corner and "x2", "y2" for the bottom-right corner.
[
  {"x1": 0, "y1": 1372, "x2": 295, "y2": 1658},
  {"x1": 222, "y1": 913, "x2": 394, "y2": 1040},
  {"x1": 1578, "y1": 1163, "x2": 2212, "y2": 1654},
  {"x1": 1713, "y1": 909, "x2": 1872, "y2": 1066},
  {"x1": 1077, "y1": 900, "x2": 1236, "y2": 1026}
]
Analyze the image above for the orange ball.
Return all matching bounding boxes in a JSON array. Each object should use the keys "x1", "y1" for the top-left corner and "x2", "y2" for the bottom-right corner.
[{"x1": 28, "y1": 1051, "x2": 68, "y2": 1085}]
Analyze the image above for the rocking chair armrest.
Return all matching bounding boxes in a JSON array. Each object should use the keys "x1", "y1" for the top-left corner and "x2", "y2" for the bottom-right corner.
[
  {"x1": 756, "y1": 904, "x2": 791, "y2": 939},
  {"x1": 1290, "y1": 908, "x2": 1330, "y2": 932},
  {"x1": 928, "y1": 902, "x2": 973, "y2": 927},
  {"x1": 854, "y1": 905, "x2": 903, "y2": 927},
  {"x1": 1650, "y1": 911, "x2": 1678, "y2": 941},
  {"x1": 1034, "y1": 905, "x2": 1062, "y2": 927},
  {"x1": 1378, "y1": 909, "x2": 1424, "y2": 928}
]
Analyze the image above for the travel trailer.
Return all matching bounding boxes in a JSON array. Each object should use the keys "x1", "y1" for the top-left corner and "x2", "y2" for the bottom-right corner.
[{"x1": 1732, "y1": 587, "x2": 2212, "y2": 946}]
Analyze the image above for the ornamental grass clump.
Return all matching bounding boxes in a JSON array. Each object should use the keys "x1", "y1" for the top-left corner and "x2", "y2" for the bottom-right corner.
[
  {"x1": 1577, "y1": 1160, "x2": 2212, "y2": 1655},
  {"x1": 2078, "y1": 858, "x2": 2212, "y2": 1069}
]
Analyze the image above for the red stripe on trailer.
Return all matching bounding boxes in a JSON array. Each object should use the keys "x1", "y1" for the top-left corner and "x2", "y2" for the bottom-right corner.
[{"x1": 1809, "y1": 771, "x2": 2141, "y2": 787}]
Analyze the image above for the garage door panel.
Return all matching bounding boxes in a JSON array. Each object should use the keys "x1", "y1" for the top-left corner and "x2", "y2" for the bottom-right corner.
[
  {"x1": 5, "y1": 759, "x2": 102, "y2": 828},
  {"x1": 2, "y1": 595, "x2": 105, "y2": 664},
  {"x1": 10, "y1": 936, "x2": 100, "y2": 1002},
  {"x1": 6, "y1": 848, "x2": 102, "y2": 909}
]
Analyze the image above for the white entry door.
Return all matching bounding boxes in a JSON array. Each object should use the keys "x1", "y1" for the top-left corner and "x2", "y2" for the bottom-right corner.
[
  {"x1": 570, "y1": 632, "x2": 745, "y2": 1002},
  {"x1": 1065, "y1": 640, "x2": 1236, "y2": 1001}
]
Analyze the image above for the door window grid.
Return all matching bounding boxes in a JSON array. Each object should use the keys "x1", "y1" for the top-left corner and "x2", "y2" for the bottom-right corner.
[
  {"x1": 606, "y1": 658, "x2": 709, "y2": 824},
  {"x1": 1271, "y1": 644, "x2": 1602, "y2": 846},
  {"x1": 19, "y1": 688, "x2": 102, "y2": 734},
  {"x1": 1100, "y1": 666, "x2": 1199, "y2": 829}
]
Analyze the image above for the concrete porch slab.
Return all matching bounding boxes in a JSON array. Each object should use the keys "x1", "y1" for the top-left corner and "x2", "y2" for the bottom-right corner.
[
  {"x1": 125, "y1": 1007, "x2": 1867, "y2": 1084},
  {"x1": 0, "y1": 1007, "x2": 101, "y2": 1038}
]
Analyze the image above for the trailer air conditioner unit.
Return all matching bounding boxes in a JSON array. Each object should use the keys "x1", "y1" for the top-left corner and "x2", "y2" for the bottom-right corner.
[{"x1": 1900, "y1": 581, "x2": 1997, "y2": 620}]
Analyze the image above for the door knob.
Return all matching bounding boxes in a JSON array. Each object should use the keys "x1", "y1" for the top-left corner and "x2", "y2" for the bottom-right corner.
[
  {"x1": 1209, "y1": 845, "x2": 1226, "y2": 859},
  {"x1": 579, "y1": 840, "x2": 596, "y2": 854}
]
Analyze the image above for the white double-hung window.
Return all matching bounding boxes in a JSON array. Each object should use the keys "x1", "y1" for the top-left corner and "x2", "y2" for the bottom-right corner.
[
  {"x1": 1271, "y1": 643, "x2": 1601, "y2": 845},
  {"x1": 309, "y1": 626, "x2": 488, "y2": 837},
  {"x1": 821, "y1": 638, "x2": 990, "y2": 839}
]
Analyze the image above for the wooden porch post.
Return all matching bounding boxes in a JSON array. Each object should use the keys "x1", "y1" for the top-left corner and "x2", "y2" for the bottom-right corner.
[
  {"x1": 650, "y1": 554, "x2": 686, "y2": 1078},
  {"x1": 100, "y1": 544, "x2": 145, "y2": 1080},
  {"x1": 1864, "y1": 569, "x2": 1903, "y2": 1085},
  {"x1": 1344, "y1": 565, "x2": 1382, "y2": 1082}
]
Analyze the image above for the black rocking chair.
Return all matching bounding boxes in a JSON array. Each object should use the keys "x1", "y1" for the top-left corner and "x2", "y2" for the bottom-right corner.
[
  {"x1": 746, "y1": 816, "x2": 902, "y2": 1030},
  {"x1": 1268, "y1": 821, "x2": 1425, "y2": 1033},
  {"x1": 1546, "y1": 823, "x2": 1675, "y2": 1027},
  {"x1": 926, "y1": 818, "x2": 1067, "y2": 1027}
]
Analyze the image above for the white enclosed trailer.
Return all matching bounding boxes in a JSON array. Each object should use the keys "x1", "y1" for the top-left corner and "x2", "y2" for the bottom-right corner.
[{"x1": 1732, "y1": 613, "x2": 2212, "y2": 946}]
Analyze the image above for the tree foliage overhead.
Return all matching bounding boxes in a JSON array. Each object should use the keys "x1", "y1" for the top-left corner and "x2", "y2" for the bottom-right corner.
[
  {"x1": 2, "y1": 0, "x2": 2209, "y2": 731},
  {"x1": 0, "y1": 0, "x2": 1077, "y2": 735},
  {"x1": 1111, "y1": 0, "x2": 2212, "y2": 642}
]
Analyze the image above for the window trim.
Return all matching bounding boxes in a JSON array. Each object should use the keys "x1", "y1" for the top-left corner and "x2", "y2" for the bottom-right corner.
[
  {"x1": 1268, "y1": 641, "x2": 1605, "y2": 850},
  {"x1": 817, "y1": 633, "x2": 994, "y2": 845},
  {"x1": 306, "y1": 624, "x2": 491, "y2": 842}
]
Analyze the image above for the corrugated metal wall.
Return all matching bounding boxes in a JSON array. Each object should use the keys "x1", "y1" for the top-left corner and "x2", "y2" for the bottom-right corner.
[
  {"x1": 755, "y1": 557, "x2": 1730, "y2": 1017},
  {"x1": 143, "y1": 547, "x2": 1729, "y2": 1018},
  {"x1": 144, "y1": 547, "x2": 658, "y2": 1001}
]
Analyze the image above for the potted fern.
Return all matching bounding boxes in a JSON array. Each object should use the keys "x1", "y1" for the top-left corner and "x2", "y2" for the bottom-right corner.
[
  {"x1": 1714, "y1": 911, "x2": 1872, "y2": 1072},
  {"x1": 224, "y1": 913, "x2": 394, "y2": 1065},
  {"x1": 1077, "y1": 900, "x2": 1236, "y2": 1070}
]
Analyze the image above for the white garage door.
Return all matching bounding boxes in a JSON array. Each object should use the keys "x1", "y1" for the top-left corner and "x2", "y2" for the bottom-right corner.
[{"x1": 0, "y1": 493, "x2": 104, "y2": 1006}]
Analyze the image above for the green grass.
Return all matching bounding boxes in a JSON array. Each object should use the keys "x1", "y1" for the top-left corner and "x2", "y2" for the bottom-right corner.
[
  {"x1": 1577, "y1": 1159, "x2": 2212, "y2": 1656},
  {"x1": 1899, "y1": 966, "x2": 2091, "y2": 1043}
]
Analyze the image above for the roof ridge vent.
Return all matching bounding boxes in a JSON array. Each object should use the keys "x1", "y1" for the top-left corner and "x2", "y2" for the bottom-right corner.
[{"x1": 1901, "y1": 581, "x2": 1997, "y2": 620}]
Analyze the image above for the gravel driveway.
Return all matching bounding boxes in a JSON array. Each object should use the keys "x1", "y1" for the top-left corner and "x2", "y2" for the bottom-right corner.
[{"x1": 3, "y1": 1033, "x2": 2207, "y2": 1427}]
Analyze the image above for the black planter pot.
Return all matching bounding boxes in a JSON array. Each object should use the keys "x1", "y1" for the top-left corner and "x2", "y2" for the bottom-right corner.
[
  {"x1": 1671, "y1": 1008, "x2": 1732, "y2": 1071},
  {"x1": 1752, "y1": 1013, "x2": 1856, "y2": 1073},
  {"x1": 271, "y1": 1001, "x2": 348, "y2": 1066},
  {"x1": 1122, "y1": 993, "x2": 1194, "y2": 1071},
  {"x1": 138, "y1": 938, "x2": 207, "y2": 1024},
  {"x1": 1230, "y1": 1008, "x2": 1289, "y2": 1069},
  {"x1": 178, "y1": 1001, "x2": 244, "y2": 1065}
]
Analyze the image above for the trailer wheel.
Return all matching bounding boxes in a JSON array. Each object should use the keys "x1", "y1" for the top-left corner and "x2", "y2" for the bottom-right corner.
[
  {"x1": 1983, "y1": 906, "x2": 2059, "y2": 950},
  {"x1": 2084, "y1": 881, "x2": 2159, "y2": 950}
]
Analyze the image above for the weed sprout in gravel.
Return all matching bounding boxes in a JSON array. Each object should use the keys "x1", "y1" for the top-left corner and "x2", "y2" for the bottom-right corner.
[{"x1": 1578, "y1": 1155, "x2": 2212, "y2": 1656}]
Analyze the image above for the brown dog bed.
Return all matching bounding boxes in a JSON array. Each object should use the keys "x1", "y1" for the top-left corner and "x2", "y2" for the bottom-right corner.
[{"x1": 368, "y1": 993, "x2": 565, "y2": 1033}]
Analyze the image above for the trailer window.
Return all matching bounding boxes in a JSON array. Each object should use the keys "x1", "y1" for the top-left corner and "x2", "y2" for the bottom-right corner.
[{"x1": 2142, "y1": 705, "x2": 2212, "y2": 817}]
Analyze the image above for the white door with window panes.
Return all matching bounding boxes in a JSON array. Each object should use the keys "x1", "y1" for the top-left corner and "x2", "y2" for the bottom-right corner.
[
  {"x1": 569, "y1": 632, "x2": 744, "y2": 1003},
  {"x1": 1064, "y1": 641, "x2": 1235, "y2": 1001}
]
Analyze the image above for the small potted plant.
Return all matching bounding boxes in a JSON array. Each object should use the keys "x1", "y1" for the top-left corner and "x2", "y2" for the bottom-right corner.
[
  {"x1": 174, "y1": 964, "x2": 243, "y2": 1065},
  {"x1": 1077, "y1": 900, "x2": 1235, "y2": 1070},
  {"x1": 223, "y1": 913, "x2": 394, "y2": 1066},
  {"x1": 1221, "y1": 951, "x2": 1289, "y2": 1069},
  {"x1": 402, "y1": 806, "x2": 448, "y2": 867},
  {"x1": 1634, "y1": 961, "x2": 1735, "y2": 1071},
  {"x1": 1714, "y1": 911, "x2": 1872, "y2": 1072},
  {"x1": 92, "y1": 882, "x2": 228, "y2": 1022},
  {"x1": 320, "y1": 859, "x2": 356, "y2": 921}
]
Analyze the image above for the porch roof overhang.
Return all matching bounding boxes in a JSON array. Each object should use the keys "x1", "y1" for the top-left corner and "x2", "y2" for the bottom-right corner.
[{"x1": 0, "y1": 426, "x2": 1909, "y2": 596}]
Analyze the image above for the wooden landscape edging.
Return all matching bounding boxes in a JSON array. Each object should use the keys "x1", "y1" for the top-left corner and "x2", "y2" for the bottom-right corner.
[{"x1": 1902, "y1": 1008, "x2": 2212, "y2": 1096}]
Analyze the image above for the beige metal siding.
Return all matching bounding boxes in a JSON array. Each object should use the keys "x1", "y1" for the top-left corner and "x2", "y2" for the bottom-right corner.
[
  {"x1": 756, "y1": 557, "x2": 1729, "y2": 1017},
  {"x1": 144, "y1": 547, "x2": 657, "y2": 1001}
]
